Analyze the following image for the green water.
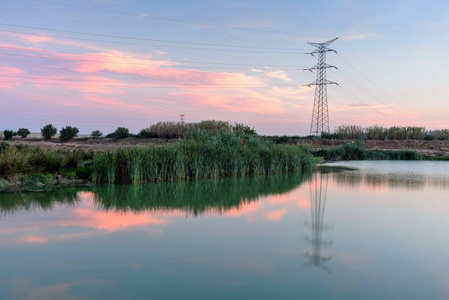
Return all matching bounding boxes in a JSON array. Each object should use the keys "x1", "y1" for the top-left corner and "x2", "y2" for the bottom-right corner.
[{"x1": 0, "y1": 161, "x2": 448, "y2": 299}]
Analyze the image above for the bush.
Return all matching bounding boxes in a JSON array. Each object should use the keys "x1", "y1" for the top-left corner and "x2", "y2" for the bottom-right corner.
[
  {"x1": 3, "y1": 130, "x2": 16, "y2": 141},
  {"x1": 41, "y1": 124, "x2": 57, "y2": 140},
  {"x1": 0, "y1": 142, "x2": 10, "y2": 153},
  {"x1": 113, "y1": 127, "x2": 130, "y2": 139},
  {"x1": 138, "y1": 128, "x2": 155, "y2": 138},
  {"x1": 59, "y1": 126, "x2": 79, "y2": 141},
  {"x1": 232, "y1": 123, "x2": 257, "y2": 136},
  {"x1": 334, "y1": 125, "x2": 364, "y2": 140},
  {"x1": 321, "y1": 132, "x2": 336, "y2": 140},
  {"x1": 17, "y1": 128, "x2": 30, "y2": 138},
  {"x1": 91, "y1": 130, "x2": 103, "y2": 137}
]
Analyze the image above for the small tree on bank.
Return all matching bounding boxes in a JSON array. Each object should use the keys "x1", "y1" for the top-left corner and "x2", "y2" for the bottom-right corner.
[
  {"x1": 91, "y1": 130, "x2": 103, "y2": 137},
  {"x1": 113, "y1": 127, "x2": 129, "y2": 139},
  {"x1": 60, "y1": 126, "x2": 79, "y2": 141},
  {"x1": 3, "y1": 130, "x2": 16, "y2": 141},
  {"x1": 41, "y1": 124, "x2": 57, "y2": 140},
  {"x1": 17, "y1": 128, "x2": 30, "y2": 138}
]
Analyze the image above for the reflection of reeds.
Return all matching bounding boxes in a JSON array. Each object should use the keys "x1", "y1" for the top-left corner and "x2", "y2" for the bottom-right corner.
[
  {"x1": 0, "y1": 188, "x2": 81, "y2": 217},
  {"x1": 0, "y1": 173, "x2": 311, "y2": 217},
  {"x1": 332, "y1": 170, "x2": 449, "y2": 190},
  {"x1": 90, "y1": 173, "x2": 311, "y2": 216}
]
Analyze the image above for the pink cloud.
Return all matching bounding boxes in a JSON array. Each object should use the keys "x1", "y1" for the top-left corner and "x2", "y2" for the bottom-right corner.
[
  {"x1": 73, "y1": 208, "x2": 167, "y2": 232},
  {"x1": 265, "y1": 209, "x2": 287, "y2": 221},
  {"x1": 20, "y1": 235, "x2": 49, "y2": 244},
  {"x1": 0, "y1": 32, "x2": 52, "y2": 44},
  {"x1": 24, "y1": 35, "x2": 53, "y2": 43},
  {"x1": 73, "y1": 50, "x2": 174, "y2": 74},
  {"x1": 0, "y1": 66, "x2": 23, "y2": 89},
  {"x1": 265, "y1": 70, "x2": 293, "y2": 82},
  {"x1": 176, "y1": 88, "x2": 286, "y2": 114}
]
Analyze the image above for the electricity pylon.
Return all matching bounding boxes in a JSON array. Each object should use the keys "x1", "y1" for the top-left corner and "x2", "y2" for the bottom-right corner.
[
  {"x1": 303, "y1": 171, "x2": 333, "y2": 273},
  {"x1": 304, "y1": 38, "x2": 338, "y2": 136}
]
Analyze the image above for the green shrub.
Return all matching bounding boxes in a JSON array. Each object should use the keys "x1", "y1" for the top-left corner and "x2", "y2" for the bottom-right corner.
[
  {"x1": 138, "y1": 128, "x2": 155, "y2": 138},
  {"x1": 321, "y1": 132, "x2": 336, "y2": 140},
  {"x1": 232, "y1": 123, "x2": 257, "y2": 136},
  {"x1": 433, "y1": 129, "x2": 449, "y2": 141},
  {"x1": 366, "y1": 126, "x2": 388, "y2": 140},
  {"x1": 41, "y1": 124, "x2": 57, "y2": 140},
  {"x1": 0, "y1": 142, "x2": 10, "y2": 154},
  {"x1": 334, "y1": 125, "x2": 364, "y2": 140},
  {"x1": 424, "y1": 134, "x2": 434, "y2": 141},
  {"x1": 60, "y1": 126, "x2": 79, "y2": 141},
  {"x1": 315, "y1": 143, "x2": 422, "y2": 161},
  {"x1": 112, "y1": 127, "x2": 130, "y2": 139},
  {"x1": 3, "y1": 130, "x2": 16, "y2": 141},
  {"x1": 91, "y1": 130, "x2": 103, "y2": 137},
  {"x1": 17, "y1": 128, "x2": 30, "y2": 138}
]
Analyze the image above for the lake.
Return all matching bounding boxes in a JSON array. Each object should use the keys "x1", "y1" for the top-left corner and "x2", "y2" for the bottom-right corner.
[{"x1": 0, "y1": 161, "x2": 448, "y2": 300}]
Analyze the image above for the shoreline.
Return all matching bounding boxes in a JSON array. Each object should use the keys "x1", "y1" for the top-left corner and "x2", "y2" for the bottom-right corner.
[{"x1": 5, "y1": 137, "x2": 449, "y2": 158}]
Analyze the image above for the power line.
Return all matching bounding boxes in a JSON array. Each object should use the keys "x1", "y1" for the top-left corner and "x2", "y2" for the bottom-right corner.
[
  {"x1": 0, "y1": 22, "x2": 308, "y2": 51},
  {"x1": 0, "y1": 29, "x2": 300, "y2": 54},
  {"x1": 339, "y1": 42, "x2": 430, "y2": 117},
  {"x1": 335, "y1": 85, "x2": 406, "y2": 126},
  {"x1": 0, "y1": 79, "x2": 298, "y2": 89},
  {"x1": 0, "y1": 52, "x2": 304, "y2": 70},
  {"x1": 0, "y1": 10, "x2": 307, "y2": 44},
  {"x1": 33, "y1": 0, "x2": 332, "y2": 38},
  {"x1": 1, "y1": 74, "x2": 299, "y2": 85},
  {"x1": 0, "y1": 46, "x2": 304, "y2": 68}
]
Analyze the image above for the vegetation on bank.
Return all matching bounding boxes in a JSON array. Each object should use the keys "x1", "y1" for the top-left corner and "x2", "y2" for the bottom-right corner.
[
  {"x1": 263, "y1": 126, "x2": 449, "y2": 144},
  {"x1": 315, "y1": 141, "x2": 423, "y2": 161},
  {"x1": 0, "y1": 128, "x2": 315, "y2": 191},
  {"x1": 324, "y1": 125, "x2": 449, "y2": 141},
  {"x1": 92, "y1": 130, "x2": 314, "y2": 183},
  {"x1": 1, "y1": 120, "x2": 446, "y2": 193}
]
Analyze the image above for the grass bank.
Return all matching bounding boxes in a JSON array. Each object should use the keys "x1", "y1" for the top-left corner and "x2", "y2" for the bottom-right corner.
[{"x1": 315, "y1": 142, "x2": 423, "y2": 161}]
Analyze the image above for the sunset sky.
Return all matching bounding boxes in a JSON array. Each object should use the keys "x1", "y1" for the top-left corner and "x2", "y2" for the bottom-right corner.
[{"x1": 1, "y1": 0, "x2": 448, "y2": 135}]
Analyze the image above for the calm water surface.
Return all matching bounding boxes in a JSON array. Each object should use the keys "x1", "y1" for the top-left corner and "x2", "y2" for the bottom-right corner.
[{"x1": 0, "y1": 161, "x2": 448, "y2": 300}]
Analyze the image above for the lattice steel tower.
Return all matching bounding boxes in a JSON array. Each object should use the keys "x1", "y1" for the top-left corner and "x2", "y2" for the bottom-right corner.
[{"x1": 305, "y1": 38, "x2": 338, "y2": 135}]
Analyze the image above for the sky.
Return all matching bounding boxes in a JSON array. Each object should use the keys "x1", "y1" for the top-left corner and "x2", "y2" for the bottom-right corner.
[{"x1": 0, "y1": 0, "x2": 448, "y2": 135}]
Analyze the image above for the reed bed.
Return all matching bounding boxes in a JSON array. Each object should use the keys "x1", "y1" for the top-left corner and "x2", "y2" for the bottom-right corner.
[
  {"x1": 315, "y1": 142, "x2": 422, "y2": 161},
  {"x1": 92, "y1": 130, "x2": 314, "y2": 184},
  {"x1": 0, "y1": 143, "x2": 91, "y2": 180},
  {"x1": 334, "y1": 125, "x2": 364, "y2": 140},
  {"x1": 138, "y1": 120, "x2": 255, "y2": 139},
  {"x1": 326, "y1": 125, "x2": 448, "y2": 141}
]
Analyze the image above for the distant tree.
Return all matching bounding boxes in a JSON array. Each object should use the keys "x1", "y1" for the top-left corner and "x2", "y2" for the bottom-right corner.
[
  {"x1": 138, "y1": 128, "x2": 155, "y2": 138},
  {"x1": 113, "y1": 127, "x2": 130, "y2": 139},
  {"x1": 41, "y1": 124, "x2": 57, "y2": 140},
  {"x1": 17, "y1": 128, "x2": 30, "y2": 138},
  {"x1": 60, "y1": 126, "x2": 79, "y2": 141},
  {"x1": 3, "y1": 130, "x2": 16, "y2": 141},
  {"x1": 91, "y1": 130, "x2": 103, "y2": 137}
]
